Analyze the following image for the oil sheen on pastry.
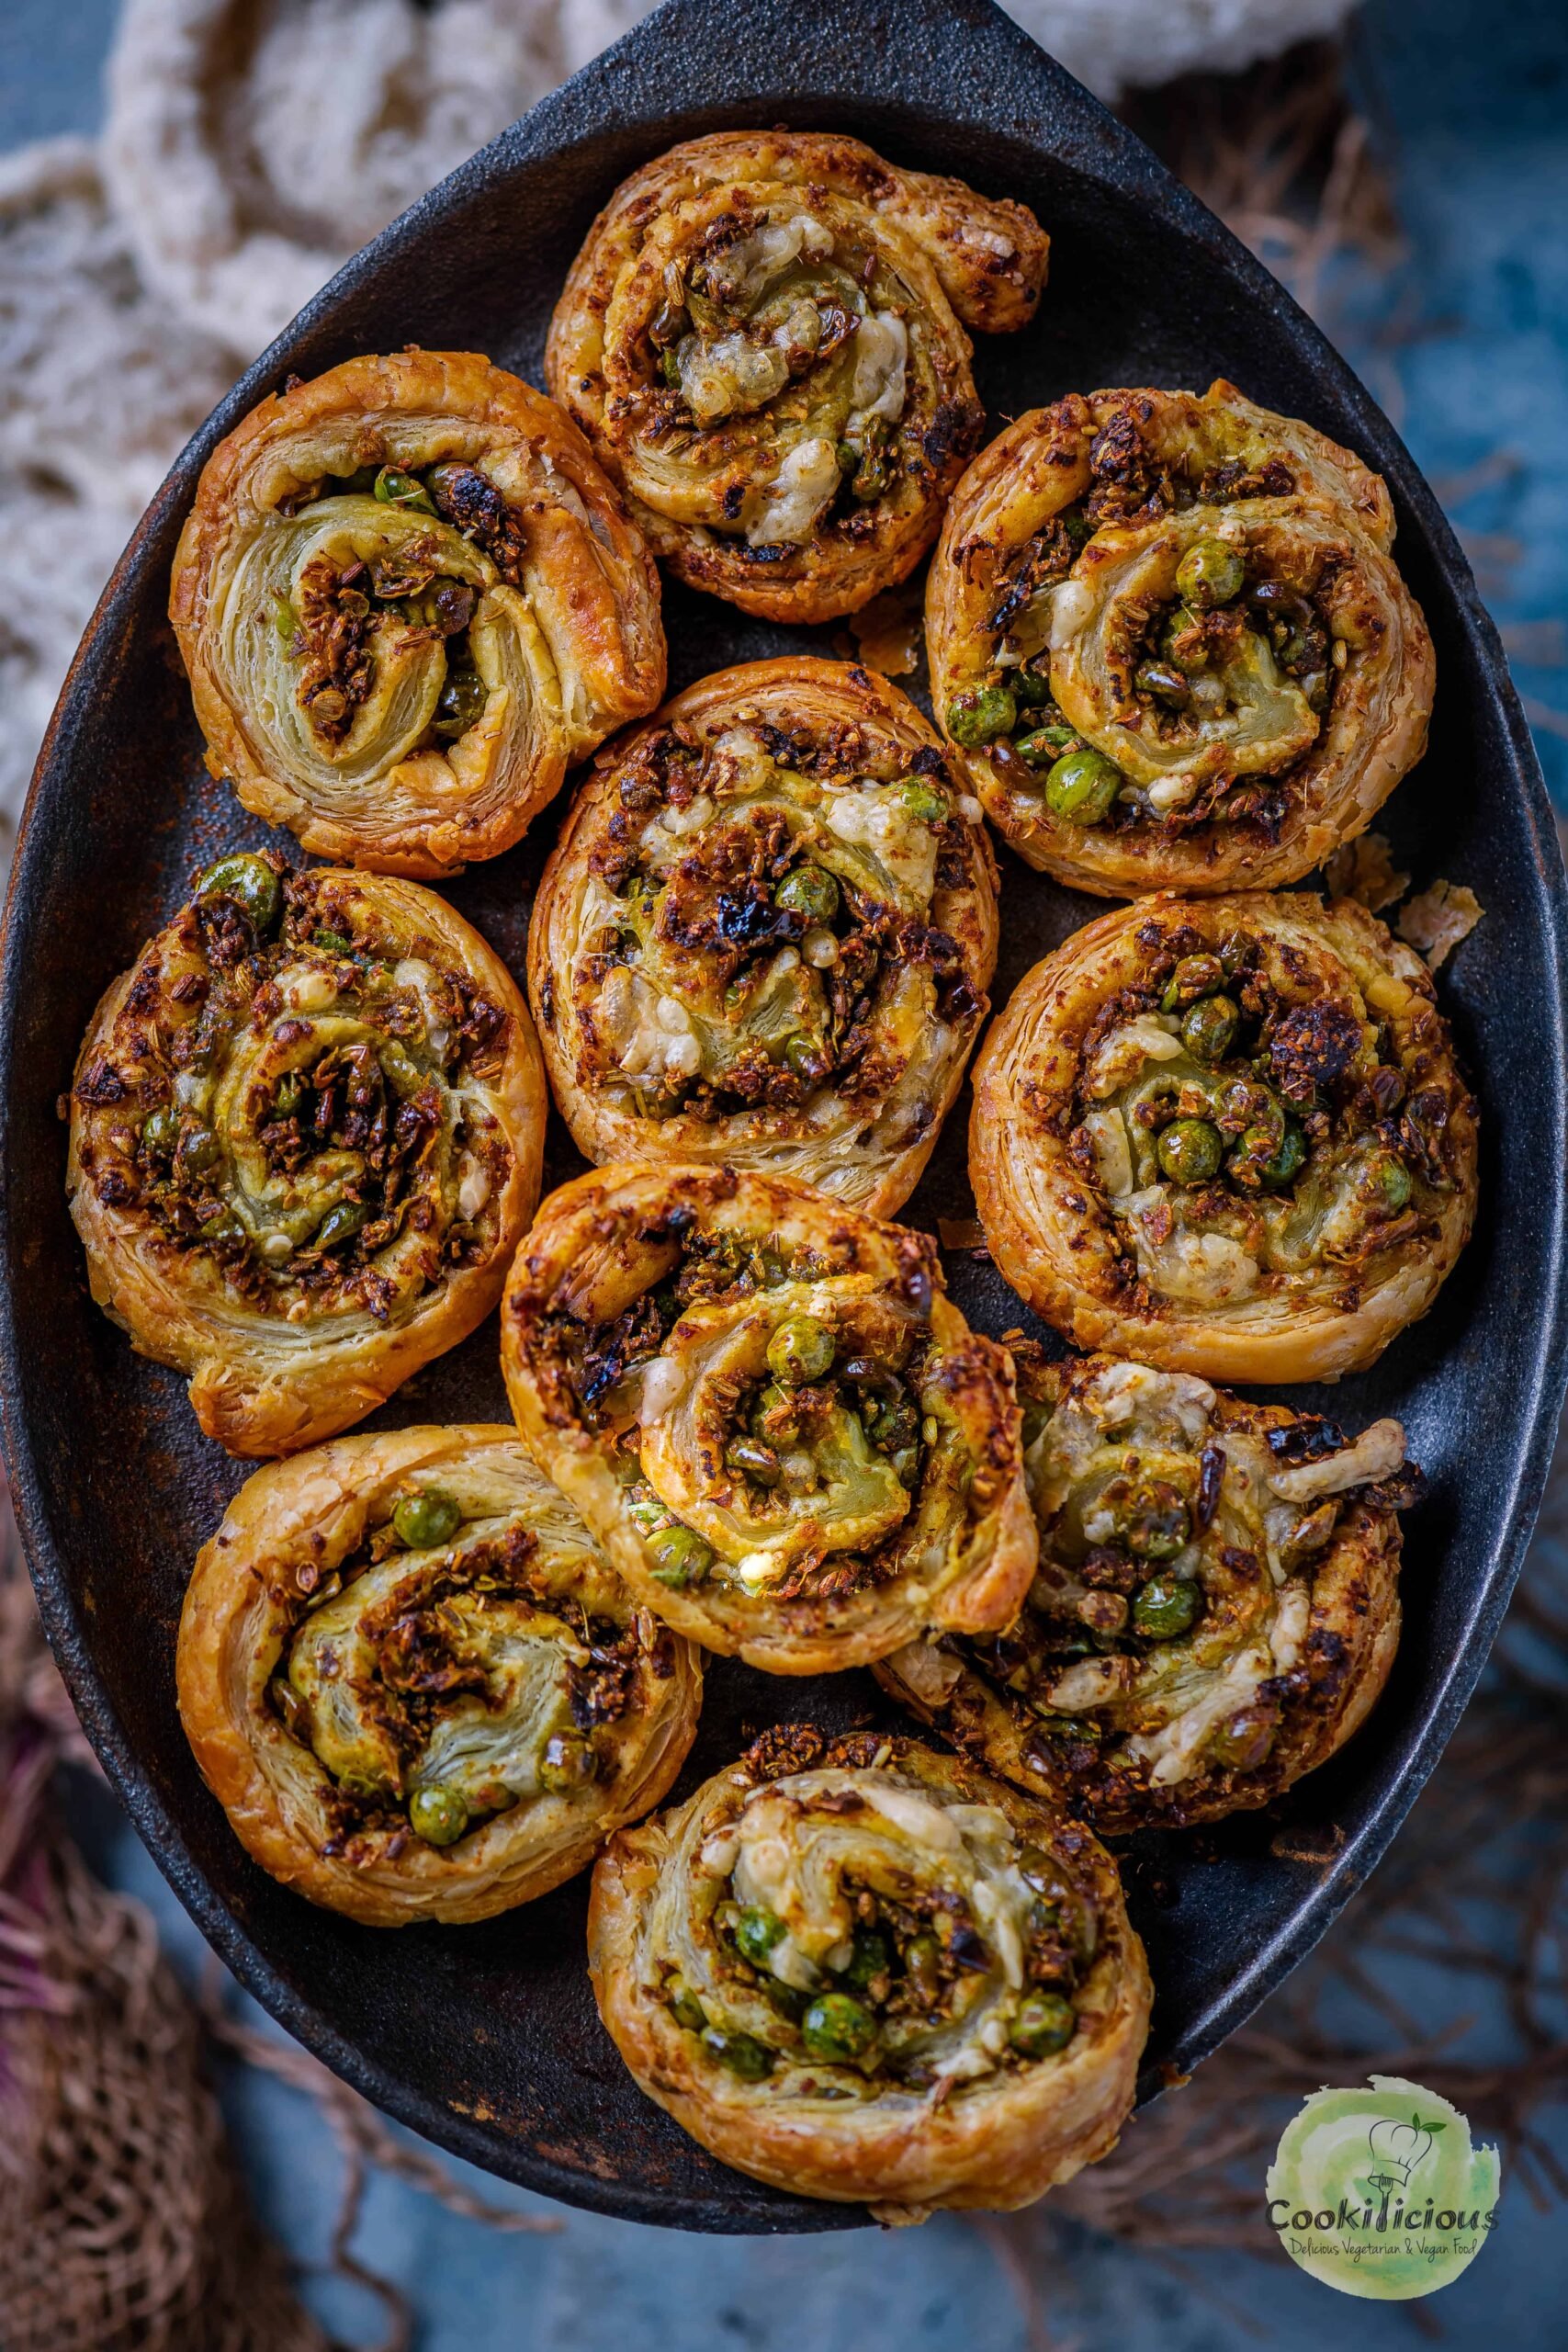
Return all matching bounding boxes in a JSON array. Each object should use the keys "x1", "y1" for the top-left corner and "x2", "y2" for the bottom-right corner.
[
  {"x1": 969, "y1": 891, "x2": 1477, "y2": 1381},
  {"x1": 547, "y1": 130, "x2": 1048, "y2": 623},
  {"x1": 68, "y1": 852, "x2": 546, "y2": 1454},
  {"x1": 877, "y1": 1349, "x2": 1417, "y2": 1832},
  {"x1": 588, "y1": 1728, "x2": 1150, "y2": 2213},
  {"x1": 177, "y1": 1426, "x2": 702, "y2": 1926},
  {"x1": 927, "y1": 381, "x2": 1434, "y2": 894},
  {"x1": 500, "y1": 1164, "x2": 1035, "y2": 1673},
  {"x1": 170, "y1": 348, "x2": 665, "y2": 876},
  {"x1": 528, "y1": 658, "x2": 997, "y2": 1215}
]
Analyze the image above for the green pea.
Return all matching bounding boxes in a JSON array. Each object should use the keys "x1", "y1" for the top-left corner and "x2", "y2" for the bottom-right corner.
[
  {"x1": 891, "y1": 1443, "x2": 921, "y2": 1490},
  {"x1": 767, "y1": 1315, "x2": 835, "y2": 1386},
  {"x1": 839, "y1": 1928, "x2": 891, "y2": 1993},
  {"x1": 202, "y1": 1209, "x2": 245, "y2": 1248},
  {"x1": 315, "y1": 1198, "x2": 368, "y2": 1250},
  {"x1": 1013, "y1": 664, "x2": 1053, "y2": 707},
  {"x1": 947, "y1": 684, "x2": 1017, "y2": 746},
  {"x1": 701, "y1": 2025, "x2": 774, "y2": 2079},
  {"x1": 434, "y1": 668, "x2": 489, "y2": 740},
  {"x1": 1156, "y1": 1118, "x2": 1223, "y2": 1186},
  {"x1": 1134, "y1": 660, "x2": 1191, "y2": 707},
  {"x1": 1181, "y1": 994, "x2": 1239, "y2": 1065},
  {"x1": 852, "y1": 451, "x2": 892, "y2": 502},
  {"x1": 647, "y1": 1524, "x2": 714, "y2": 1588},
  {"x1": 1131, "y1": 1575, "x2": 1203, "y2": 1640},
  {"x1": 141, "y1": 1104, "x2": 180, "y2": 1160},
  {"x1": 784, "y1": 1035, "x2": 823, "y2": 1082},
  {"x1": 751, "y1": 1381, "x2": 800, "y2": 1442},
  {"x1": 374, "y1": 465, "x2": 435, "y2": 514},
  {"x1": 726, "y1": 1437, "x2": 781, "y2": 1487},
  {"x1": 899, "y1": 781, "x2": 950, "y2": 823},
  {"x1": 392, "y1": 1488, "x2": 463, "y2": 1549},
  {"x1": 1256, "y1": 1123, "x2": 1308, "y2": 1190},
  {"x1": 1175, "y1": 537, "x2": 1245, "y2": 609},
  {"x1": 1374, "y1": 1153, "x2": 1414, "y2": 1212},
  {"x1": 668, "y1": 1978, "x2": 706, "y2": 2033},
  {"x1": 538, "y1": 1732, "x2": 596, "y2": 1793},
  {"x1": 273, "y1": 1071, "x2": 303, "y2": 1118},
  {"x1": 775, "y1": 864, "x2": 840, "y2": 924},
  {"x1": 1013, "y1": 727, "x2": 1077, "y2": 768},
  {"x1": 835, "y1": 438, "x2": 860, "y2": 476},
  {"x1": 1009, "y1": 1993, "x2": 1077, "y2": 2058},
  {"x1": 1210, "y1": 1704, "x2": 1278, "y2": 1772},
  {"x1": 271, "y1": 592, "x2": 299, "y2": 646},
  {"x1": 313, "y1": 929, "x2": 354, "y2": 954},
  {"x1": 195, "y1": 852, "x2": 282, "y2": 937},
  {"x1": 180, "y1": 1123, "x2": 222, "y2": 1175},
  {"x1": 733, "y1": 1906, "x2": 786, "y2": 1968},
  {"x1": 1125, "y1": 1489, "x2": 1190, "y2": 1560},
  {"x1": 1044, "y1": 747, "x2": 1121, "y2": 826},
  {"x1": 1161, "y1": 954, "x2": 1225, "y2": 1009},
  {"x1": 801, "y1": 1992, "x2": 877, "y2": 2063},
  {"x1": 903, "y1": 1932, "x2": 942, "y2": 2005},
  {"x1": 409, "y1": 1785, "x2": 468, "y2": 1846}
]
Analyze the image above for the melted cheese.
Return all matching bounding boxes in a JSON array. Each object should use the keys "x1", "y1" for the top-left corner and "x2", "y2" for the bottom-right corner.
[{"x1": 746, "y1": 435, "x2": 840, "y2": 545}]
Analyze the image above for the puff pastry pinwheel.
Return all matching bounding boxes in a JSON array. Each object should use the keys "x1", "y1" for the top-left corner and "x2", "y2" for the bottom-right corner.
[
  {"x1": 528, "y1": 659, "x2": 997, "y2": 1215},
  {"x1": 877, "y1": 1350, "x2": 1417, "y2": 1834},
  {"x1": 177, "y1": 1426, "x2": 702, "y2": 1925},
  {"x1": 588, "y1": 1727, "x2": 1150, "y2": 2213},
  {"x1": 500, "y1": 1166, "x2": 1035, "y2": 1673},
  {"x1": 546, "y1": 130, "x2": 1049, "y2": 624},
  {"x1": 928, "y1": 380, "x2": 1434, "y2": 895},
  {"x1": 169, "y1": 349, "x2": 665, "y2": 877},
  {"x1": 970, "y1": 891, "x2": 1478, "y2": 1382},
  {"x1": 68, "y1": 852, "x2": 546, "y2": 1455}
]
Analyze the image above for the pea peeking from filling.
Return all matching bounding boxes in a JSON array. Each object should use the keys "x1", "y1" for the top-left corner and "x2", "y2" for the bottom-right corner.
[
  {"x1": 574, "y1": 723, "x2": 977, "y2": 1126},
  {"x1": 265, "y1": 459, "x2": 522, "y2": 750},
  {"x1": 640, "y1": 205, "x2": 922, "y2": 545},
  {"x1": 1065, "y1": 921, "x2": 1450, "y2": 1301},
  {"x1": 946, "y1": 447, "x2": 1344, "y2": 835},
  {"x1": 266, "y1": 1487, "x2": 660, "y2": 1858},
  {"x1": 85, "y1": 852, "x2": 506, "y2": 1304}
]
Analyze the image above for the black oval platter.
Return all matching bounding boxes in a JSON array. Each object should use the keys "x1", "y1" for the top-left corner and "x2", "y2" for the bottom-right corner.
[{"x1": 2, "y1": 0, "x2": 1564, "y2": 2235}]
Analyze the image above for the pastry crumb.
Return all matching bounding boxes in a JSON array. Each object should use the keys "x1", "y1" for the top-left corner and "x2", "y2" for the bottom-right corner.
[
  {"x1": 1396, "y1": 879, "x2": 1484, "y2": 969},
  {"x1": 847, "y1": 584, "x2": 924, "y2": 678},
  {"x1": 1324, "y1": 830, "x2": 1410, "y2": 912},
  {"x1": 937, "y1": 1216, "x2": 986, "y2": 1250}
]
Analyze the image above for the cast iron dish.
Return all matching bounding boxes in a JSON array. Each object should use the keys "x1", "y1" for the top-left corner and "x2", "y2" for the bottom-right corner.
[{"x1": 2, "y1": 0, "x2": 1564, "y2": 2233}]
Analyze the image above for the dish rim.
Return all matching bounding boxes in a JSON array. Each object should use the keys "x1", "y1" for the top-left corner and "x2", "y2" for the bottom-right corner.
[{"x1": 3, "y1": 0, "x2": 1565, "y2": 2233}]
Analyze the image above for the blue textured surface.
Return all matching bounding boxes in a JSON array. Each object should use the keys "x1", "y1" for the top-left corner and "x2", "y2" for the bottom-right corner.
[{"x1": 11, "y1": 0, "x2": 1568, "y2": 2341}]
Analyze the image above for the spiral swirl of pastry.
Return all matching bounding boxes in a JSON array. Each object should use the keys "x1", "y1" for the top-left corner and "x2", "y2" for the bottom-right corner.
[
  {"x1": 68, "y1": 853, "x2": 546, "y2": 1455},
  {"x1": 588, "y1": 1729, "x2": 1149, "y2": 2213},
  {"x1": 500, "y1": 1166, "x2": 1035, "y2": 1674},
  {"x1": 546, "y1": 131, "x2": 1049, "y2": 624},
  {"x1": 970, "y1": 892, "x2": 1478, "y2": 1382},
  {"x1": 176, "y1": 1426, "x2": 702, "y2": 1926},
  {"x1": 170, "y1": 349, "x2": 666, "y2": 877},
  {"x1": 877, "y1": 1350, "x2": 1416, "y2": 1834},
  {"x1": 927, "y1": 381, "x2": 1435, "y2": 895},
  {"x1": 528, "y1": 659, "x2": 997, "y2": 1215}
]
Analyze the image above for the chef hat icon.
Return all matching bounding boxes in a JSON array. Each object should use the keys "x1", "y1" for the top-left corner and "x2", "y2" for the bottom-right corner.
[{"x1": 1367, "y1": 2111, "x2": 1444, "y2": 2188}]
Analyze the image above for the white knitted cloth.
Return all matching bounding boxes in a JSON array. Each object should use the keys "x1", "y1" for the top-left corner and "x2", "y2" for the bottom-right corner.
[{"x1": 0, "y1": 0, "x2": 1353, "y2": 861}]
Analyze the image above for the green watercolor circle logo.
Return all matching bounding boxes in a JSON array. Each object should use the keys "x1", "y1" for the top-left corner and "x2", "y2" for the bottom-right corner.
[{"x1": 1265, "y1": 2076, "x2": 1501, "y2": 2299}]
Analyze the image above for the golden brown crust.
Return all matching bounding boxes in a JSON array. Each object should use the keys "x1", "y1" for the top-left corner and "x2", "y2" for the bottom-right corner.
[
  {"x1": 500, "y1": 1163, "x2": 1036, "y2": 1673},
  {"x1": 170, "y1": 348, "x2": 665, "y2": 877},
  {"x1": 875, "y1": 1351, "x2": 1411, "y2": 1833},
  {"x1": 970, "y1": 892, "x2": 1478, "y2": 1382},
  {"x1": 588, "y1": 1734, "x2": 1150, "y2": 2211},
  {"x1": 926, "y1": 381, "x2": 1434, "y2": 895},
  {"x1": 67, "y1": 859, "x2": 547, "y2": 1455},
  {"x1": 177, "y1": 1425, "x2": 702, "y2": 1927},
  {"x1": 546, "y1": 131, "x2": 1048, "y2": 623},
  {"x1": 528, "y1": 658, "x2": 997, "y2": 1215}
]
